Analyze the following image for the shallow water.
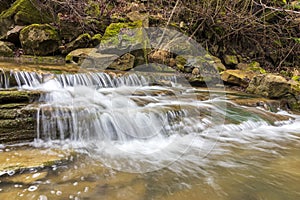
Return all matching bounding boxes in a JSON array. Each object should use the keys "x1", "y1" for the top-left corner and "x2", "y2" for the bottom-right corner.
[{"x1": 0, "y1": 68, "x2": 300, "y2": 200}]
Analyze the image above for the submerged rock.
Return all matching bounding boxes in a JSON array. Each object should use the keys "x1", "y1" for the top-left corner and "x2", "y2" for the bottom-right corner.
[
  {"x1": 20, "y1": 24, "x2": 60, "y2": 56},
  {"x1": 0, "y1": 147, "x2": 73, "y2": 176}
]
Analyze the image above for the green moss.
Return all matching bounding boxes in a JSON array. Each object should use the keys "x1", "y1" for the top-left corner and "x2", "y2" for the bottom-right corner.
[
  {"x1": 249, "y1": 61, "x2": 266, "y2": 74},
  {"x1": 0, "y1": 0, "x2": 52, "y2": 24},
  {"x1": 91, "y1": 33, "x2": 102, "y2": 46}
]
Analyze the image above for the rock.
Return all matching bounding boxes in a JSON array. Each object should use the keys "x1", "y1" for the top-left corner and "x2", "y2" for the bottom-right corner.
[
  {"x1": 148, "y1": 50, "x2": 171, "y2": 65},
  {"x1": 62, "y1": 33, "x2": 92, "y2": 54},
  {"x1": 246, "y1": 74, "x2": 299, "y2": 99},
  {"x1": 236, "y1": 61, "x2": 266, "y2": 74},
  {"x1": 0, "y1": 41, "x2": 14, "y2": 57},
  {"x1": 99, "y1": 21, "x2": 146, "y2": 55},
  {"x1": 192, "y1": 67, "x2": 200, "y2": 75},
  {"x1": 66, "y1": 48, "x2": 118, "y2": 68},
  {"x1": 0, "y1": 0, "x2": 52, "y2": 37},
  {"x1": 126, "y1": 11, "x2": 149, "y2": 27},
  {"x1": 223, "y1": 54, "x2": 239, "y2": 65},
  {"x1": 0, "y1": 90, "x2": 41, "y2": 144},
  {"x1": 5, "y1": 25, "x2": 24, "y2": 44},
  {"x1": 91, "y1": 33, "x2": 102, "y2": 47},
  {"x1": 0, "y1": 148, "x2": 73, "y2": 176},
  {"x1": 221, "y1": 69, "x2": 255, "y2": 87},
  {"x1": 108, "y1": 53, "x2": 135, "y2": 71},
  {"x1": 20, "y1": 24, "x2": 60, "y2": 56}
]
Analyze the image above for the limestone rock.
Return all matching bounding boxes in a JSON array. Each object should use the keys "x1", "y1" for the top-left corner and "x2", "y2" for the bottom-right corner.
[
  {"x1": 108, "y1": 53, "x2": 135, "y2": 71},
  {"x1": 246, "y1": 74, "x2": 299, "y2": 98},
  {"x1": 20, "y1": 24, "x2": 60, "y2": 56},
  {"x1": 0, "y1": 41, "x2": 14, "y2": 57},
  {"x1": 221, "y1": 69, "x2": 255, "y2": 87},
  {"x1": 223, "y1": 55, "x2": 238, "y2": 65},
  {"x1": 66, "y1": 48, "x2": 118, "y2": 69}
]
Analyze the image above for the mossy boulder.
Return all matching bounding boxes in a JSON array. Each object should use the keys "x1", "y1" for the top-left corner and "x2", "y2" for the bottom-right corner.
[
  {"x1": 223, "y1": 54, "x2": 239, "y2": 66},
  {"x1": 0, "y1": 0, "x2": 52, "y2": 37},
  {"x1": 0, "y1": 41, "x2": 14, "y2": 57},
  {"x1": 99, "y1": 21, "x2": 146, "y2": 55},
  {"x1": 236, "y1": 61, "x2": 266, "y2": 74},
  {"x1": 91, "y1": 33, "x2": 102, "y2": 47},
  {"x1": 221, "y1": 69, "x2": 255, "y2": 87},
  {"x1": 62, "y1": 33, "x2": 92, "y2": 55},
  {"x1": 20, "y1": 24, "x2": 60, "y2": 56}
]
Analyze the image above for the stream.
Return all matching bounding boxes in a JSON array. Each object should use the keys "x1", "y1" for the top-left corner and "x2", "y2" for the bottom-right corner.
[{"x1": 0, "y1": 65, "x2": 299, "y2": 200}]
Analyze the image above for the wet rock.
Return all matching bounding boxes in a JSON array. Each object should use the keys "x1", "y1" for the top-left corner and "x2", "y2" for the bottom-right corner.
[
  {"x1": 0, "y1": 41, "x2": 14, "y2": 57},
  {"x1": 20, "y1": 24, "x2": 60, "y2": 56},
  {"x1": 246, "y1": 74, "x2": 299, "y2": 98},
  {"x1": 0, "y1": 147, "x2": 73, "y2": 176},
  {"x1": 62, "y1": 33, "x2": 92, "y2": 55},
  {"x1": 221, "y1": 69, "x2": 255, "y2": 87},
  {"x1": 0, "y1": 90, "x2": 41, "y2": 144},
  {"x1": 223, "y1": 54, "x2": 238, "y2": 66},
  {"x1": 108, "y1": 53, "x2": 135, "y2": 71},
  {"x1": 0, "y1": 0, "x2": 52, "y2": 37},
  {"x1": 148, "y1": 50, "x2": 171, "y2": 65}
]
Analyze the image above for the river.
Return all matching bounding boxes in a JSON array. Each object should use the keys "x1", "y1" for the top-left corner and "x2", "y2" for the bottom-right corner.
[{"x1": 0, "y1": 66, "x2": 299, "y2": 200}]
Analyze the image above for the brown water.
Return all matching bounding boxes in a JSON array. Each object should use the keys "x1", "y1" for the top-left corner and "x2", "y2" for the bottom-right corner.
[{"x1": 0, "y1": 141, "x2": 299, "y2": 200}]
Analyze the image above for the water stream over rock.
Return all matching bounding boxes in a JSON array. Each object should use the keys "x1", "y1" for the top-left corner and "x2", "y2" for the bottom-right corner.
[{"x1": 0, "y1": 63, "x2": 299, "y2": 199}]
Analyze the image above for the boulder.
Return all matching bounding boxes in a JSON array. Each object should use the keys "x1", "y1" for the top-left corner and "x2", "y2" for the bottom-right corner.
[
  {"x1": 0, "y1": 41, "x2": 14, "y2": 57},
  {"x1": 99, "y1": 21, "x2": 146, "y2": 55},
  {"x1": 223, "y1": 54, "x2": 238, "y2": 66},
  {"x1": 236, "y1": 61, "x2": 266, "y2": 74},
  {"x1": 61, "y1": 33, "x2": 92, "y2": 54},
  {"x1": 0, "y1": 0, "x2": 52, "y2": 37},
  {"x1": 5, "y1": 25, "x2": 24, "y2": 44},
  {"x1": 108, "y1": 53, "x2": 135, "y2": 71},
  {"x1": 246, "y1": 74, "x2": 300, "y2": 99},
  {"x1": 221, "y1": 69, "x2": 255, "y2": 87},
  {"x1": 126, "y1": 11, "x2": 149, "y2": 27},
  {"x1": 20, "y1": 24, "x2": 60, "y2": 56},
  {"x1": 91, "y1": 33, "x2": 102, "y2": 47},
  {"x1": 65, "y1": 48, "x2": 118, "y2": 69}
]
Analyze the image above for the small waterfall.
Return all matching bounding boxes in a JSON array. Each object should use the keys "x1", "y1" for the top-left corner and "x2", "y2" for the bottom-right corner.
[{"x1": 0, "y1": 68, "x2": 178, "y2": 89}]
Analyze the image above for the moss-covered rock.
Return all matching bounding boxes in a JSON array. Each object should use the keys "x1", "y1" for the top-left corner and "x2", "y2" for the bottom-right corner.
[
  {"x1": 223, "y1": 54, "x2": 239, "y2": 66},
  {"x1": 236, "y1": 61, "x2": 266, "y2": 74},
  {"x1": 62, "y1": 33, "x2": 92, "y2": 55},
  {"x1": 99, "y1": 21, "x2": 146, "y2": 55},
  {"x1": 0, "y1": 0, "x2": 52, "y2": 37},
  {"x1": 221, "y1": 69, "x2": 255, "y2": 87},
  {"x1": 20, "y1": 24, "x2": 60, "y2": 56},
  {"x1": 0, "y1": 41, "x2": 14, "y2": 57},
  {"x1": 91, "y1": 33, "x2": 102, "y2": 47}
]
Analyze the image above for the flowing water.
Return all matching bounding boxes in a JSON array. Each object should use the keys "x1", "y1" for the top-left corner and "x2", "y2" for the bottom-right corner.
[{"x1": 0, "y1": 67, "x2": 300, "y2": 200}]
